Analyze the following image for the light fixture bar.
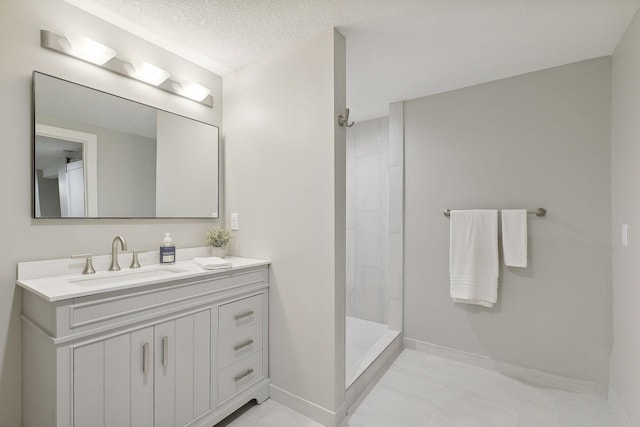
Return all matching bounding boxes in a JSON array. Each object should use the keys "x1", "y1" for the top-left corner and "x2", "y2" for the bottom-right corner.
[{"x1": 40, "y1": 30, "x2": 213, "y2": 108}]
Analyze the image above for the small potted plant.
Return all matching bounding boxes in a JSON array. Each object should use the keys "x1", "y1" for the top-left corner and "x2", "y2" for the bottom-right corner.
[{"x1": 206, "y1": 225, "x2": 232, "y2": 258}]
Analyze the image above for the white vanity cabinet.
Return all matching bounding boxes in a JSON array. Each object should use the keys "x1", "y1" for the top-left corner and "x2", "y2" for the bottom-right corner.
[{"x1": 20, "y1": 259, "x2": 270, "y2": 427}]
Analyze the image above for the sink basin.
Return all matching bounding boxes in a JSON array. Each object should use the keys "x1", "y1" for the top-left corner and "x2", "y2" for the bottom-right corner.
[{"x1": 68, "y1": 266, "x2": 188, "y2": 287}]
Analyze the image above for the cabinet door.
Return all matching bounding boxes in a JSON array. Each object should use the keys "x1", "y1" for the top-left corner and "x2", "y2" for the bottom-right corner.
[
  {"x1": 154, "y1": 319, "x2": 175, "y2": 427},
  {"x1": 155, "y1": 309, "x2": 212, "y2": 427},
  {"x1": 176, "y1": 310, "x2": 211, "y2": 424},
  {"x1": 73, "y1": 327, "x2": 154, "y2": 427},
  {"x1": 131, "y1": 327, "x2": 155, "y2": 427},
  {"x1": 73, "y1": 340, "x2": 104, "y2": 427}
]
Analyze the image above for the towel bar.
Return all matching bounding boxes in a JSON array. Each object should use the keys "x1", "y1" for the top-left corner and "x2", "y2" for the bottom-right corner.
[{"x1": 443, "y1": 208, "x2": 546, "y2": 217}]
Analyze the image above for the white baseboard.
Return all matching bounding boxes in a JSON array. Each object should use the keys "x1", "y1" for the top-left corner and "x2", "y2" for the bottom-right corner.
[
  {"x1": 269, "y1": 384, "x2": 346, "y2": 427},
  {"x1": 404, "y1": 337, "x2": 608, "y2": 398},
  {"x1": 609, "y1": 387, "x2": 633, "y2": 427}
]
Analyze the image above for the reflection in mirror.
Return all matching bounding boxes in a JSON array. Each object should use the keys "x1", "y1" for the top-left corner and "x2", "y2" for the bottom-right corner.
[
  {"x1": 33, "y1": 72, "x2": 219, "y2": 218},
  {"x1": 35, "y1": 125, "x2": 97, "y2": 217}
]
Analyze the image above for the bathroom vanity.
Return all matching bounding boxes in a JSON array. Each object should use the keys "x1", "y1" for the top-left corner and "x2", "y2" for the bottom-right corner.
[{"x1": 18, "y1": 253, "x2": 270, "y2": 427}]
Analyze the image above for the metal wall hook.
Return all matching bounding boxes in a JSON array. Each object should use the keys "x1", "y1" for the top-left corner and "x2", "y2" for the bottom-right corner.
[{"x1": 338, "y1": 108, "x2": 355, "y2": 127}]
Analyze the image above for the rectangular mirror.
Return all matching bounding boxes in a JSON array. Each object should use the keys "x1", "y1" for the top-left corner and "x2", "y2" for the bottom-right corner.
[{"x1": 33, "y1": 71, "x2": 219, "y2": 218}]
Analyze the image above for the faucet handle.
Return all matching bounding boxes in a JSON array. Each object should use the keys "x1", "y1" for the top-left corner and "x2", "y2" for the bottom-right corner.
[
  {"x1": 129, "y1": 250, "x2": 147, "y2": 269},
  {"x1": 71, "y1": 254, "x2": 96, "y2": 275}
]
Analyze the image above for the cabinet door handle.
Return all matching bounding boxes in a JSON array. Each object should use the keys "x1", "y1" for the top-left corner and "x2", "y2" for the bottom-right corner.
[
  {"x1": 233, "y1": 339, "x2": 254, "y2": 351},
  {"x1": 234, "y1": 310, "x2": 254, "y2": 321},
  {"x1": 162, "y1": 336, "x2": 168, "y2": 368},
  {"x1": 142, "y1": 343, "x2": 149, "y2": 376},
  {"x1": 234, "y1": 368, "x2": 254, "y2": 382}
]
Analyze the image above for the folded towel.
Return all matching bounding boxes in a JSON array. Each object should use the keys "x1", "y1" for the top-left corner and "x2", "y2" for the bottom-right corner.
[
  {"x1": 193, "y1": 257, "x2": 232, "y2": 270},
  {"x1": 450, "y1": 210, "x2": 499, "y2": 308},
  {"x1": 501, "y1": 209, "x2": 528, "y2": 268}
]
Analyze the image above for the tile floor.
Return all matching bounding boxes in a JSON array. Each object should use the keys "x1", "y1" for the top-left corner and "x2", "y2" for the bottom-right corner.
[
  {"x1": 218, "y1": 349, "x2": 619, "y2": 427},
  {"x1": 215, "y1": 399, "x2": 322, "y2": 427},
  {"x1": 342, "y1": 349, "x2": 618, "y2": 426}
]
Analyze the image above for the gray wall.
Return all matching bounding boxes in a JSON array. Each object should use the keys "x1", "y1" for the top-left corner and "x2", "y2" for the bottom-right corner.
[
  {"x1": 346, "y1": 117, "x2": 390, "y2": 325},
  {"x1": 156, "y1": 110, "x2": 219, "y2": 218},
  {"x1": 98, "y1": 130, "x2": 156, "y2": 217},
  {"x1": 610, "y1": 8, "x2": 640, "y2": 425},
  {"x1": 403, "y1": 58, "x2": 612, "y2": 385},
  {"x1": 223, "y1": 28, "x2": 346, "y2": 420},
  {"x1": 36, "y1": 170, "x2": 61, "y2": 217},
  {"x1": 0, "y1": 1, "x2": 222, "y2": 424}
]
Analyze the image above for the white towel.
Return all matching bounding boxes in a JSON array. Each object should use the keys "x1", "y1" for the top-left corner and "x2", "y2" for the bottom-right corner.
[
  {"x1": 501, "y1": 209, "x2": 528, "y2": 268},
  {"x1": 449, "y1": 210, "x2": 499, "y2": 308},
  {"x1": 193, "y1": 257, "x2": 232, "y2": 270}
]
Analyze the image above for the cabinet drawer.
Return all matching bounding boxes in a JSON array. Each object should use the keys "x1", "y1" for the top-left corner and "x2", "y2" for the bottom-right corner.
[
  {"x1": 218, "y1": 351, "x2": 263, "y2": 404},
  {"x1": 218, "y1": 322, "x2": 263, "y2": 369},
  {"x1": 219, "y1": 294, "x2": 263, "y2": 335},
  {"x1": 71, "y1": 276, "x2": 233, "y2": 330}
]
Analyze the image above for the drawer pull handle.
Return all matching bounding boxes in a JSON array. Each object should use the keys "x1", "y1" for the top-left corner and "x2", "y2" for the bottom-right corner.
[
  {"x1": 234, "y1": 339, "x2": 254, "y2": 352},
  {"x1": 234, "y1": 310, "x2": 254, "y2": 321},
  {"x1": 234, "y1": 368, "x2": 254, "y2": 382},
  {"x1": 142, "y1": 342, "x2": 149, "y2": 376},
  {"x1": 162, "y1": 336, "x2": 168, "y2": 368}
]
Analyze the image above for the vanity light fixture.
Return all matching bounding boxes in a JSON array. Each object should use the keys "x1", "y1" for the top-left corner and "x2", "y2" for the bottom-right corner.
[
  {"x1": 127, "y1": 60, "x2": 170, "y2": 86},
  {"x1": 40, "y1": 29, "x2": 213, "y2": 107},
  {"x1": 64, "y1": 32, "x2": 117, "y2": 65},
  {"x1": 177, "y1": 80, "x2": 212, "y2": 102}
]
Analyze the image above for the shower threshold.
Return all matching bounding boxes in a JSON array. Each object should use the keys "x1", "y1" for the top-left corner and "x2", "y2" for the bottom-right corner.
[{"x1": 346, "y1": 316, "x2": 400, "y2": 387}]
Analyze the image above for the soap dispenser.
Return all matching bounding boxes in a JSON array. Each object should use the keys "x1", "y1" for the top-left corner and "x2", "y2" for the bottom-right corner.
[{"x1": 160, "y1": 232, "x2": 176, "y2": 264}]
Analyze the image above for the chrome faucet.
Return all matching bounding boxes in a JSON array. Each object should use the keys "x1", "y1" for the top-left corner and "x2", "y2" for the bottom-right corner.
[{"x1": 109, "y1": 235, "x2": 128, "y2": 271}]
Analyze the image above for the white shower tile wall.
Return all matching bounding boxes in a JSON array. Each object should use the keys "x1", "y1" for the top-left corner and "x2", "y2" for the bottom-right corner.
[
  {"x1": 387, "y1": 102, "x2": 404, "y2": 332},
  {"x1": 346, "y1": 117, "x2": 390, "y2": 325}
]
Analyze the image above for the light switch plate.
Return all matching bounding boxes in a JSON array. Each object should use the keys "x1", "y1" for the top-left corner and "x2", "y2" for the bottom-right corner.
[
  {"x1": 622, "y1": 224, "x2": 629, "y2": 247},
  {"x1": 231, "y1": 213, "x2": 239, "y2": 231}
]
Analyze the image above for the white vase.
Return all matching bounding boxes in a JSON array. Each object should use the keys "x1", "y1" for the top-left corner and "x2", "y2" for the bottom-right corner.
[{"x1": 209, "y1": 246, "x2": 227, "y2": 258}]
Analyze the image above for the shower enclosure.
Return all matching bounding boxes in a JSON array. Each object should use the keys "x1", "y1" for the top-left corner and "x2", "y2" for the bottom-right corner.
[{"x1": 345, "y1": 104, "x2": 403, "y2": 389}]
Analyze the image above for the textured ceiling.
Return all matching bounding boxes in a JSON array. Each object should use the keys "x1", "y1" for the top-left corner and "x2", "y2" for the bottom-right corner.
[{"x1": 64, "y1": 0, "x2": 640, "y2": 121}]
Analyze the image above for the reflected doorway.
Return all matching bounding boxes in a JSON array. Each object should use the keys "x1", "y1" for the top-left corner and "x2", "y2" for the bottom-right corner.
[{"x1": 34, "y1": 125, "x2": 97, "y2": 218}]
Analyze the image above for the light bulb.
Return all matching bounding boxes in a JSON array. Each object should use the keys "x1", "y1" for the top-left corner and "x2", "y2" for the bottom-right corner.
[
  {"x1": 128, "y1": 60, "x2": 170, "y2": 86},
  {"x1": 64, "y1": 33, "x2": 116, "y2": 65},
  {"x1": 178, "y1": 80, "x2": 211, "y2": 101}
]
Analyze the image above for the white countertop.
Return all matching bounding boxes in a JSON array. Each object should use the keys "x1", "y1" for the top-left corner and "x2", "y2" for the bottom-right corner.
[{"x1": 17, "y1": 251, "x2": 270, "y2": 302}]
